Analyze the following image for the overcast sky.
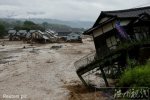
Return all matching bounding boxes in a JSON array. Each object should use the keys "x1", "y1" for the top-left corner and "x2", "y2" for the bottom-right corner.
[{"x1": 0, "y1": 0, "x2": 150, "y2": 21}]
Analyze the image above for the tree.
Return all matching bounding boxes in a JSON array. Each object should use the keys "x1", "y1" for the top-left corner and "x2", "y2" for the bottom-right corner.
[
  {"x1": 42, "y1": 22, "x2": 49, "y2": 29},
  {"x1": 14, "y1": 20, "x2": 45, "y2": 31},
  {"x1": 24, "y1": 21, "x2": 36, "y2": 26},
  {"x1": 0, "y1": 24, "x2": 6, "y2": 38}
]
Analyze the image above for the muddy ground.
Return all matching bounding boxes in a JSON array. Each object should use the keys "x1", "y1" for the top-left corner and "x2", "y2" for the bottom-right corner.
[{"x1": 0, "y1": 39, "x2": 109, "y2": 100}]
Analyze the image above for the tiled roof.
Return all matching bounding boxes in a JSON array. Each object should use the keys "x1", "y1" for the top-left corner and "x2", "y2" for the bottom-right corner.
[
  {"x1": 85, "y1": 6, "x2": 150, "y2": 35},
  {"x1": 102, "y1": 6, "x2": 150, "y2": 18},
  {"x1": 8, "y1": 30, "x2": 16, "y2": 33}
]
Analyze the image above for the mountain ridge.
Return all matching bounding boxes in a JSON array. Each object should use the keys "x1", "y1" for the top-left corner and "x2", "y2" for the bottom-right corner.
[{"x1": 0, "y1": 18, "x2": 94, "y2": 29}]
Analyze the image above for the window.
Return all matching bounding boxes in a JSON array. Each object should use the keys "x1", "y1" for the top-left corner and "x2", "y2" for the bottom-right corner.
[
  {"x1": 134, "y1": 26, "x2": 149, "y2": 40},
  {"x1": 106, "y1": 36, "x2": 118, "y2": 50}
]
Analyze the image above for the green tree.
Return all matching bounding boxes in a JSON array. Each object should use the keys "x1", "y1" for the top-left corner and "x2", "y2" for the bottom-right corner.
[
  {"x1": 0, "y1": 24, "x2": 6, "y2": 38},
  {"x1": 24, "y1": 21, "x2": 36, "y2": 26},
  {"x1": 14, "y1": 20, "x2": 45, "y2": 31},
  {"x1": 42, "y1": 22, "x2": 49, "y2": 29}
]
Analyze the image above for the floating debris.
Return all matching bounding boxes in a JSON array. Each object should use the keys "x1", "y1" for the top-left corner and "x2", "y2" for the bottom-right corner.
[{"x1": 51, "y1": 45, "x2": 62, "y2": 50}]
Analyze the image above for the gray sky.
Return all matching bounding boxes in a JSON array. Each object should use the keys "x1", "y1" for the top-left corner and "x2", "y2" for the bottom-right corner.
[{"x1": 0, "y1": 0, "x2": 150, "y2": 21}]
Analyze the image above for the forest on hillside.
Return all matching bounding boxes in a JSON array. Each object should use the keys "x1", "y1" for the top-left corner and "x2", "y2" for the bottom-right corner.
[{"x1": 0, "y1": 18, "x2": 85, "y2": 38}]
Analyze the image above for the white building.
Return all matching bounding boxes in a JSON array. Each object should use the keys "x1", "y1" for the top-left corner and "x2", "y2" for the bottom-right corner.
[{"x1": 67, "y1": 32, "x2": 82, "y2": 41}]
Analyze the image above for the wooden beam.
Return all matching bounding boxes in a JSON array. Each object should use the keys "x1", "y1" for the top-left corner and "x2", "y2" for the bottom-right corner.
[
  {"x1": 77, "y1": 74, "x2": 89, "y2": 88},
  {"x1": 99, "y1": 65, "x2": 109, "y2": 87}
]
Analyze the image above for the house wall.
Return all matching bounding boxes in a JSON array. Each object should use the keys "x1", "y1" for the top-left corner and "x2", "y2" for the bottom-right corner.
[
  {"x1": 99, "y1": 17, "x2": 110, "y2": 24},
  {"x1": 93, "y1": 17, "x2": 150, "y2": 59},
  {"x1": 32, "y1": 32, "x2": 42, "y2": 39},
  {"x1": 92, "y1": 19, "x2": 131, "y2": 58},
  {"x1": 93, "y1": 20, "x2": 116, "y2": 38},
  {"x1": 94, "y1": 34, "x2": 110, "y2": 58},
  {"x1": 93, "y1": 28, "x2": 103, "y2": 38},
  {"x1": 93, "y1": 20, "x2": 130, "y2": 38},
  {"x1": 93, "y1": 20, "x2": 116, "y2": 58}
]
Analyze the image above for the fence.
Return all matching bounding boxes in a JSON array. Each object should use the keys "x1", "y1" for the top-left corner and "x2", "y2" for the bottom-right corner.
[{"x1": 74, "y1": 51, "x2": 97, "y2": 71}]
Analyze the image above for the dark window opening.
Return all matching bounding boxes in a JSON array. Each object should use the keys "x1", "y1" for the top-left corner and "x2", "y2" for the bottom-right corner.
[
  {"x1": 106, "y1": 36, "x2": 119, "y2": 50},
  {"x1": 133, "y1": 26, "x2": 149, "y2": 40}
]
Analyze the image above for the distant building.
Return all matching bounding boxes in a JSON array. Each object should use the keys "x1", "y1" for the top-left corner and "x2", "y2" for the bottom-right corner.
[
  {"x1": 29, "y1": 30, "x2": 37, "y2": 33},
  {"x1": 17, "y1": 30, "x2": 27, "y2": 36},
  {"x1": 67, "y1": 32, "x2": 82, "y2": 42},
  {"x1": 8, "y1": 30, "x2": 17, "y2": 41},
  {"x1": 46, "y1": 29, "x2": 58, "y2": 36},
  {"x1": 31, "y1": 30, "x2": 49, "y2": 43},
  {"x1": 44, "y1": 31, "x2": 58, "y2": 42},
  {"x1": 45, "y1": 30, "x2": 58, "y2": 38},
  {"x1": 57, "y1": 31, "x2": 71, "y2": 39},
  {"x1": 8, "y1": 30, "x2": 16, "y2": 35}
]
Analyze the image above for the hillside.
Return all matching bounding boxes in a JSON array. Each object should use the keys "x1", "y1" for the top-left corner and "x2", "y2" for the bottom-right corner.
[
  {"x1": 0, "y1": 18, "x2": 88, "y2": 33},
  {"x1": 18, "y1": 18, "x2": 93, "y2": 29},
  {"x1": 0, "y1": 18, "x2": 93, "y2": 29}
]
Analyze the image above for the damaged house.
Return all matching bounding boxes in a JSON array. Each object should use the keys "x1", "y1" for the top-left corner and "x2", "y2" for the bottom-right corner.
[
  {"x1": 17, "y1": 30, "x2": 28, "y2": 40},
  {"x1": 8, "y1": 30, "x2": 17, "y2": 41},
  {"x1": 30, "y1": 30, "x2": 58, "y2": 43},
  {"x1": 74, "y1": 6, "x2": 150, "y2": 88},
  {"x1": 9, "y1": 30, "x2": 27, "y2": 41},
  {"x1": 25, "y1": 30, "x2": 37, "y2": 40},
  {"x1": 31, "y1": 30, "x2": 49, "y2": 43},
  {"x1": 8, "y1": 30, "x2": 58, "y2": 43},
  {"x1": 45, "y1": 31, "x2": 58, "y2": 42},
  {"x1": 8, "y1": 29, "x2": 82, "y2": 43}
]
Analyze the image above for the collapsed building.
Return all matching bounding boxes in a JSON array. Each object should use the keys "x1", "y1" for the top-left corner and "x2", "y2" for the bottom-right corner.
[
  {"x1": 74, "y1": 6, "x2": 150, "y2": 88},
  {"x1": 8, "y1": 30, "x2": 17, "y2": 41},
  {"x1": 8, "y1": 30, "x2": 58, "y2": 43},
  {"x1": 8, "y1": 29, "x2": 82, "y2": 43},
  {"x1": 31, "y1": 30, "x2": 50, "y2": 43},
  {"x1": 45, "y1": 31, "x2": 58, "y2": 42}
]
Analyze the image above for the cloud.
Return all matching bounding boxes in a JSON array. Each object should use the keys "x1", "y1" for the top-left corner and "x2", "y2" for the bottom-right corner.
[
  {"x1": 0, "y1": 0, "x2": 150, "y2": 21},
  {"x1": 27, "y1": 12, "x2": 46, "y2": 15}
]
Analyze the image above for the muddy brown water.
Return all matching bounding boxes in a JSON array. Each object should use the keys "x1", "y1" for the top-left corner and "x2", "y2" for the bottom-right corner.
[
  {"x1": 0, "y1": 48, "x2": 22, "y2": 64},
  {"x1": 64, "y1": 84, "x2": 109, "y2": 100}
]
